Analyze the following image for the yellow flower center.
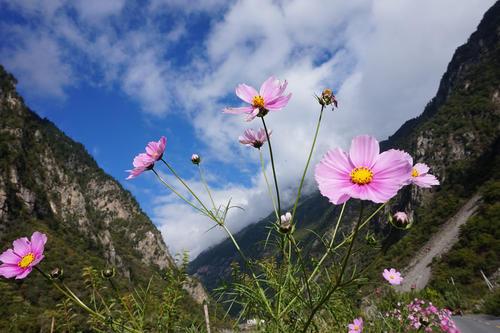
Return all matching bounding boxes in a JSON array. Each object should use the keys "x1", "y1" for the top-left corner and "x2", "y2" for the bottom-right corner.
[
  {"x1": 389, "y1": 275, "x2": 395, "y2": 280},
  {"x1": 353, "y1": 325, "x2": 359, "y2": 330},
  {"x1": 411, "y1": 168, "x2": 419, "y2": 177},
  {"x1": 252, "y1": 95, "x2": 265, "y2": 108},
  {"x1": 350, "y1": 167, "x2": 373, "y2": 185},
  {"x1": 18, "y1": 253, "x2": 35, "y2": 268}
]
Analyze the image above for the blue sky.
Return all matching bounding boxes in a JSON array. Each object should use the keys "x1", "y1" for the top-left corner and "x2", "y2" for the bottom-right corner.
[{"x1": 0, "y1": 0, "x2": 495, "y2": 258}]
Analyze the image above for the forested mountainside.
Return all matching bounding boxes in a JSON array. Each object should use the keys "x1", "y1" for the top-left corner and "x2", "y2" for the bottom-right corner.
[
  {"x1": 189, "y1": 0, "x2": 500, "y2": 309},
  {"x1": 0, "y1": 65, "x2": 205, "y2": 331}
]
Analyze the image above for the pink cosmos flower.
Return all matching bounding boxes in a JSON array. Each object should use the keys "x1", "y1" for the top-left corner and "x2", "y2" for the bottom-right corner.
[
  {"x1": 224, "y1": 76, "x2": 292, "y2": 121},
  {"x1": 394, "y1": 212, "x2": 409, "y2": 223},
  {"x1": 315, "y1": 135, "x2": 412, "y2": 204},
  {"x1": 348, "y1": 317, "x2": 363, "y2": 333},
  {"x1": 127, "y1": 136, "x2": 167, "y2": 179},
  {"x1": 0, "y1": 231, "x2": 47, "y2": 279},
  {"x1": 403, "y1": 153, "x2": 439, "y2": 188},
  {"x1": 383, "y1": 268, "x2": 403, "y2": 285},
  {"x1": 239, "y1": 128, "x2": 271, "y2": 149}
]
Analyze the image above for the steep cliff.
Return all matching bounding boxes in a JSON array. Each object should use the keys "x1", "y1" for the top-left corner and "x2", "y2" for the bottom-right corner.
[{"x1": 0, "y1": 65, "x2": 178, "y2": 329}]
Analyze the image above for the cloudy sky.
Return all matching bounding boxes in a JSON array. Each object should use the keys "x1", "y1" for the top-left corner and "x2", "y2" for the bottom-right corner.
[{"x1": 0, "y1": 0, "x2": 495, "y2": 259}]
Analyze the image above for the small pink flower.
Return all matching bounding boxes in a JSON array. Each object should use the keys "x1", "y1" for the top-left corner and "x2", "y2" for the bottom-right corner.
[
  {"x1": 239, "y1": 128, "x2": 271, "y2": 149},
  {"x1": 348, "y1": 317, "x2": 363, "y2": 333},
  {"x1": 315, "y1": 135, "x2": 412, "y2": 204},
  {"x1": 0, "y1": 232, "x2": 47, "y2": 279},
  {"x1": 383, "y1": 268, "x2": 403, "y2": 285},
  {"x1": 403, "y1": 153, "x2": 440, "y2": 188},
  {"x1": 127, "y1": 136, "x2": 166, "y2": 179},
  {"x1": 394, "y1": 212, "x2": 409, "y2": 223},
  {"x1": 224, "y1": 76, "x2": 292, "y2": 121}
]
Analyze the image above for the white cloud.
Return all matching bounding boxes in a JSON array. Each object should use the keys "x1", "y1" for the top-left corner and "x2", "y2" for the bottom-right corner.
[{"x1": 0, "y1": 0, "x2": 495, "y2": 258}]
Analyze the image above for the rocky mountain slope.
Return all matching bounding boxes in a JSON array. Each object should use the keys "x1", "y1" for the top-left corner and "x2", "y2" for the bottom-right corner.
[
  {"x1": 0, "y1": 65, "x2": 178, "y2": 330},
  {"x1": 189, "y1": 0, "x2": 500, "y2": 299}
]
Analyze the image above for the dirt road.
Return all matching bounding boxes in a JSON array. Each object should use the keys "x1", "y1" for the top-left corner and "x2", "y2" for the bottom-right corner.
[{"x1": 397, "y1": 194, "x2": 481, "y2": 292}]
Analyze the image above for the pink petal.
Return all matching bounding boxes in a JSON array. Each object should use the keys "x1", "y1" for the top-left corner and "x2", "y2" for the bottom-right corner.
[
  {"x1": 30, "y1": 232, "x2": 47, "y2": 257},
  {"x1": 259, "y1": 76, "x2": 279, "y2": 100},
  {"x1": 12, "y1": 237, "x2": 31, "y2": 257},
  {"x1": 414, "y1": 163, "x2": 430, "y2": 175},
  {"x1": 414, "y1": 174, "x2": 440, "y2": 188},
  {"x1": 0, "y1": 264, "x2": 24, "y2": 278},
  {"x1": 266, "y1": 93, "x2": 292, "y2": 110},
  {"x1": 159, "y1": 136, "x2": 167, "y2": 151},
  {"x1": 15, "y1": 267, "x2": 33, "y2": 279},
  {"x1": 235, "y1": 84, "x2": 258, "y2": 104},
  {"x1": 0, "y1": 249, "x2": 20, "y2": 264},
  {"x1": 349, "y1": 135, "x2": 380, "y2": 168},
  {"x1": 31, "y1": 253, "x2": 44, "y2": 266},
  {"x1": 245, "y1": 108, "x2": 260, "y2": 122},
  {"x1": 223, "y1": 106, "x2": 254, "y2": 114},
  {"x1": 372, "y1": 150, "x2": 412, "y2": 183}
]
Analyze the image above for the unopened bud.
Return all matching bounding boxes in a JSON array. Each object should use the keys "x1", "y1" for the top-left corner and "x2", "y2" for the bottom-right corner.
[
  {"x1": 279, "y1": 212, "x2": 292, "y2": 233},
  {"x1": 101, "y1": 267, "x2": 115, "y2": 279},
  {"x1": 191, "y1": 154, "x2": 201, "y2": 165},
  {"x1": 50, "y1": 267, "x2": 63, "y2": 280}
]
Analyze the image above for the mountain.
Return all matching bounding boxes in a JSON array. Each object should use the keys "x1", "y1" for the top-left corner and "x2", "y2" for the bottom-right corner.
[
  {"x1": 189, "y1": 0, "x2": 500, "y2": 302},
  {"x1": 0, "y1": 65, "x2": 179, "y2": 330}
]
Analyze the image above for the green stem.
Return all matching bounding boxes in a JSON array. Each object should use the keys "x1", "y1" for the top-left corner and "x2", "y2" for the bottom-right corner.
[
  {"x1": 219, "y1": 224, "x2": 277, "y2": 322},
  {"x1": 261, "y1": 117, "x2": 280, "y2": 216},
  {"x1": 152, "y1": 169, "x2": 207, "y2": 216},
  {"x1": 259, "y1": 149, "x2": 279, "y2": 221},
  {"x1": 308, "y1": 202, "x2": 346, "y2": 283},
  {"x1": 291, "y1": 105, "x2": 324, "y2": 226},
  {"x1": 301, "y1": 202, "x2": 365, "y2": 333},
  {"x1": 160, "y1": 159, "x2": 213, "y2": 217},
  {"x1": 35, "y1": 267, "x2": 140, "y2": 333},
  {"x1": 198, "y1": 165, "x2": 217, "y2": 212}
]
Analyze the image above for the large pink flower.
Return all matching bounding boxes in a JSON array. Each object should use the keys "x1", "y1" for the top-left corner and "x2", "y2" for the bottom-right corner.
[
  {"x1": 127, "y1": 136, "x2": 166, "y2": 179},
  {"x1": 383, "y1": 268, "x2": 403, "y2": 285},
  {"x1": 315, "y1": 135, "x2": 412, "y2": 204},
  {"x1": 0, "y1": 231, "x2": 47, "y2": 279},
  {"x1": 403, "y1": 153, "x2": 439, "y2": 188},
  {"x1": 224, "y1": 76, "x2": 292, "y2": 121},
  {"x1": 348, "y1": 317, "x2": 363, "y2": 333},
  {"x1": 239, "y1": 128, "x2": 270, "y2": 149}
]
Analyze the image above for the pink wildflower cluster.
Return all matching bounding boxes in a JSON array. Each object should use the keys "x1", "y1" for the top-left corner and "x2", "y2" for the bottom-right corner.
[{"x1": 386, "y1": 299, "x2": 460, "y2": 332}]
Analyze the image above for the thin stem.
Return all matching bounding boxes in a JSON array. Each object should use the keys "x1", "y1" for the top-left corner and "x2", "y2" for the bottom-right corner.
[
  {"x1": 259, "y1": 149, "x2": 279, "y2": 221},
  {"x1": 160, "y1": 159, "x2": 213, "y2": 217},
  {"x1": 198, "y1": 165, "x2": 217, "y2": 211},
  {"x1": 291, "y1": 105, "x2": 325, "y2": 226},
  {"x1": 35, "y1": 267, "x2": 140, "y2": 333},
  {"x1": 301, "y1": 202, "x2": 365, "y2": 333},
  {"x1": 219, "y1": 224, "x2": 277, "y2": 321},
  {"x1": 261, "y1": 117, "x2": 280, "y2": 215},
  {"x1": 152, "y1": 168, "x2": 207, "y2": 216},
  {"x1": 280, "y1": 202, "x2": 385, "y2": 317},
  {"x1": 308, "y1": 202, "x2": 346, "y2": 283}
]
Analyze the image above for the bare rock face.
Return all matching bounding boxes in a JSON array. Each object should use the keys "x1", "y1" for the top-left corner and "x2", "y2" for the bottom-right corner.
[{"x1": 0, "y1": 65, "x2": 174, "y2": 275}]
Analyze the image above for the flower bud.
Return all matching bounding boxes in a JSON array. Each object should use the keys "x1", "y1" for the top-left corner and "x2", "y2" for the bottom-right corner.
[
  {"x1": 50, "y1": 267, "x2": 63, "y2": 280},
  {"x1": 101, "y1": 267, "x2": 115, "y2": 279},
  {"x1": 279, "y1": 212, "x2": 292, "y2": 233},
  {"x1": 191, "y1": 154, "x2": 201, "y2": 165}
]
